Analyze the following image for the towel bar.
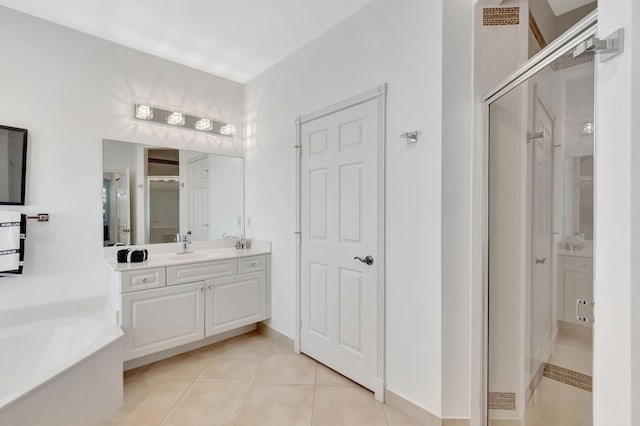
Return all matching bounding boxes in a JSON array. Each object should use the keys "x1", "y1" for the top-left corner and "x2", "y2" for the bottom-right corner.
[{"x1": 26, "y1": 214, "x2": 49, "y2": 222}]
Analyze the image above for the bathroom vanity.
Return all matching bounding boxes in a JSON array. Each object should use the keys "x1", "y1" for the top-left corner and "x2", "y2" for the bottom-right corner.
[
  {"x1": 105, "y1": 245, "x2": 271, "y2": 362},
  {"x1": 557, "y1": 249, "x2": 593, "y2": 326}
]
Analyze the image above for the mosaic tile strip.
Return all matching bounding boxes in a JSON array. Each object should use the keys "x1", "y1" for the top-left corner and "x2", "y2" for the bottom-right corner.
[
  {"x1": 543, "y1": 363, "x2": 592, "y2": 392},
  {"x1": 488, "y1": 392, "x2": 516, "y2": 411},
  {"x1": 483, "y1": 7, "x2": 520, "y2": 26}
]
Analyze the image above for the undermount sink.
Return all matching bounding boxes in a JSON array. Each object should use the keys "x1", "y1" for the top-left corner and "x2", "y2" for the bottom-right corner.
[{"x1": 163, "y1": 252, "x2": 213, "y2": 262}]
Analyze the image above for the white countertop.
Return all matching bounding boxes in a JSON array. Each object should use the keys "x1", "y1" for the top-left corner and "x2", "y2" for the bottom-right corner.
[
  {"x1": 106, "y1": 247, "x2": 271, "y2": 272},
  {"x1": 558, "y1": 248, "x2": 593, "y2": 258}
]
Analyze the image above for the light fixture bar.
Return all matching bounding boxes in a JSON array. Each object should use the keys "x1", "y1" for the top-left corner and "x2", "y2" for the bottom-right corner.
[{"x1": 133, "y1": 104, "x2": 236, "y2": 137}]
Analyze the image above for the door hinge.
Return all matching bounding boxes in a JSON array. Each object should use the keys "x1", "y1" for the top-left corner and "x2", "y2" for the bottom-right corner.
[{"x1": 573, "y1": 28, "x2": 624, "y2": 63}]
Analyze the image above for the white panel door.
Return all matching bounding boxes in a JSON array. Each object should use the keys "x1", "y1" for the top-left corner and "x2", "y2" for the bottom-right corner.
[
  {"x1": 301, "y1": 98, "x2": 380, "y2": 393},
  {"x1": 121, "y1": 281, "x2": 205, "y2": 361},
  {"x1": 205, "y1": 271, "x2": 268, "y2": 336},
  {"x1": 530, "y1": 93, "x2": 554, "y2": 378},
  {"x1": 187, "y1": 157, "x2": 210, "y2": 240}
]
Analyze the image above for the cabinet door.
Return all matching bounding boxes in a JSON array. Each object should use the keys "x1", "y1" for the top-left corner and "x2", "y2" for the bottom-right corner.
[
  {"x1": 122, "y1": 281, "x2": 205, "y2": 361},
  {"x1": 563, "y1": 271, "x2": 593, "y2": 326},
  {"x1": 205, "y1": 271, "x2": 268, "y2": 337}
]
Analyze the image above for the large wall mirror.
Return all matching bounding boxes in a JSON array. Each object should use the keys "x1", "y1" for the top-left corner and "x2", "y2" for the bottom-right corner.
[{"x1": 102, "y1": 140, "x2": 244, "y2": 246}]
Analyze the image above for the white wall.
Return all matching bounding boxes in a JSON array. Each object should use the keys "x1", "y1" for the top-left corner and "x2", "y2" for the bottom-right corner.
[
  {"x1": 594, "y1": 1, "x2": 634, "y2": 425},
  {"x1": 244, "y1": 0, "x2": 448, "y2": 416},
  {"x1": 0, "y1": 6, "x2": 244, "y2": 314},
  {"x1": 442, "y1": 0, "x2": 474, "y2": 419}
]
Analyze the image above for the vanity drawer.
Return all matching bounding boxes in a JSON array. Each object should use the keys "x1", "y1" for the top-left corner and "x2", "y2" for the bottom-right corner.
[
  {"x1": 565, "y1": 257, "x2": 593, "y2": 273},
  {"x1": 167, "y1": 259, "x2": 238, "y2": 286},
  {"x1": 120, "y1": 267, "x2": 166, "y2": 293},
  {"x1": 238, "y1": 255, "x2": 267, "y2": 273}
]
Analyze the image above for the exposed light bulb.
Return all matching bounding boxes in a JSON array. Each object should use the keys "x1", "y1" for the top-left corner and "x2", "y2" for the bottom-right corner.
[
  {"x1": 135, "y1": 104, "x2": 153, "y2": 120},
  {"x1": 167, "y1": 112, "x2": 185, "y2": 126},
  {"x1": 195, "y1": 118, "x2": 213, "y2": 131},
  {"x1": 220, "y1": 123, "x2": 236, "y2": 136}
]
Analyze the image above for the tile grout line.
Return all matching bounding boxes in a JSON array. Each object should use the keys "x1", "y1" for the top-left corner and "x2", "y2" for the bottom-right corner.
[
  {"x1": 156, "y1": 340, "x2": 227, "y2": 426},
  {"x1": 232, "y1": 337, "x2": 271, "y2": 426},
  {"x1": 156, "y1": 381, "x2": 195, "y2": 426}
]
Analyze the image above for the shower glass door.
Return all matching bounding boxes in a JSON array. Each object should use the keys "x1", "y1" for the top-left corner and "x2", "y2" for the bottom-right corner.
[{"x1": 486, "y1": 45, "x2": 595, "y2": 425}]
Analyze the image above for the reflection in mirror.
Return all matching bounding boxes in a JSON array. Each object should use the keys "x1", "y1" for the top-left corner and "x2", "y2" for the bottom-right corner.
[{"x1": 102, "y1": 140, "x2": 244, "y2": 246}]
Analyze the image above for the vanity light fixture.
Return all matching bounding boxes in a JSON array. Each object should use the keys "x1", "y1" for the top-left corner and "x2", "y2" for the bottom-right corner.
[
  {"x1": 166, "y1": 112, "x2": 185, "y2": 127},
  {"x1": 135, "y1": 104, "x2": 153, "y2": 120},
  {"x1": 195, "y1": 118, "x2": 213, "y2": 131},
  {"x1": 133, "y1": 103, "x2": 236, "y2": 137},
  {"x1": 219, "y1": 123, "x2": 237, "y2": 136},
  {"x1": 582, "y1": 120, "x2": 594, "y2": 135}
]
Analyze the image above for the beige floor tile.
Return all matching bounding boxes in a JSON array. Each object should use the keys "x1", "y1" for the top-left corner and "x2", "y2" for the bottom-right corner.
[
  {"x1": 548, "y1": 342, "x2": 593, "y2": 375},
  {"x1": 161, "y1": 382, "x2": 250, "y2": 426},
  {"x1": 312, "y1": 385, "x2": 387, "y2": 426},
  {"x1": 524, "y1": 377, "x2": 592, "y2": 426},
  {"x1": 123, "y1": 365, "x2": 150, "y2": 385},
  {"x1": 222, "y1": 331, "x2": 275, "y2": 356},
  {"x1": 103, "y1": 381, "x2": 190, "y2": 426},
  {"x1": 197, "y1": 351, "x2": 264, "y2": 383},
  {"x1": 315, "y1": 363, "x2": 358, "y2": 387},
  {"x1": 236, "y1": 384, "x2": 314, "y2": 426},
  {"x1": 142, "y1": 350, "x2": 213, "y2": 383},
  {"x1": 270, "y1": 338, "x2": 295, "y2": 355},
  {"x1": 255, "y1": 353, "x2": 317, "y2": 384},
  {"x1": 384, "y1": 406, "x2": 423, "y2": 426}
]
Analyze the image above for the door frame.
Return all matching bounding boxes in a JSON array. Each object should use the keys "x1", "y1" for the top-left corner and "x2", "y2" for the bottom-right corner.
[
  {"x1": 294, "y1": 84, "x2": 387, "y2": 399},
  {"x1": 480, "y1": 12, "x2": 598, "y2": 424}
]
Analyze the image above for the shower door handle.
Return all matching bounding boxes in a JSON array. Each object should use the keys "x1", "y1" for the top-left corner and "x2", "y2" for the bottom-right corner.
[{"x1": 576, "y1": 299, "x2": 595, "y2": 323}]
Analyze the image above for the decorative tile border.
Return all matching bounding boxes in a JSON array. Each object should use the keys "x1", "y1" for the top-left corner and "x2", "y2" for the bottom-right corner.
[
  {"x1": 488, "y1": 392, "x2": 516, "y2": 411},
  {"x1": 483, "y1": 7, "x2": 520, "y2": 26},
  {"x1": 543, "y1": 363, "x2": 592, "y2": 392}
]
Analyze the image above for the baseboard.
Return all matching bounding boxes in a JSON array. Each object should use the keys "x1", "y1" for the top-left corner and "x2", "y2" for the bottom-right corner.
[
  {"x1": 123, "y1": 324, "x2": 256, "y2": 371},
  {"x1": 256, "y1": 322, "x2": 295, "y2": 349},
  {"x1": 384, "y1": 389, "x2": 470, "y2": 426}
]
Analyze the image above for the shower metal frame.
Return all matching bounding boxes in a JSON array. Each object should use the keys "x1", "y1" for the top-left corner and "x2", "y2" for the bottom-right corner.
[{"x1": 480, "y1": 10, "x2": 598, "y2": 425}]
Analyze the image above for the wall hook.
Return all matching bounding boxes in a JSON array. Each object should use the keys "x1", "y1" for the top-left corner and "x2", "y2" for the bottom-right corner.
[{"x1": 401, "y1": 131, "x2": 418, "y2": 144}]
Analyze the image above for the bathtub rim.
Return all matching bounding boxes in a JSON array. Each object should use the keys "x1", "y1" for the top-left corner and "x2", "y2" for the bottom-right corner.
[{"x1": 0, "y1": 316, "x2": 123, "y2": 411}]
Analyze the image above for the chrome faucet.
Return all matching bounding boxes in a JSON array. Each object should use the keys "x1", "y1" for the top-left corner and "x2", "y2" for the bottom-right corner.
[
  {"x1": 234, "y1": 236, "x2": 247, "y2": 250},
  {"x1": 177, "y1": 231, "x2": 192, "y2": 254}
]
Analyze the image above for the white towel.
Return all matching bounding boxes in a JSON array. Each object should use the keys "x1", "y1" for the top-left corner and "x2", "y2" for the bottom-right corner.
[{"x1": 0, "y1": 211, "x2": 21, "y2": 273}]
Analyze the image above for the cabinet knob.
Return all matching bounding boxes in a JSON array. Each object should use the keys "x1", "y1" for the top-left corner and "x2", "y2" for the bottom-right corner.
[
  {"x1": 142, "y1": 277, "x2": 148, "y2": 283},
  {"x1": 250, "y1": 262, "x2": 258, "y2": 266},
  {"x1": 200, "y1": 287, "x2": 205, "y2": 292},
  {"x1": 208, "y1": 284, "x2": 213, "y2": 290}
]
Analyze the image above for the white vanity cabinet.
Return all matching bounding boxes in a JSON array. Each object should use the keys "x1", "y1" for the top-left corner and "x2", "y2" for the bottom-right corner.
[
  {"x1": 205, "y1": 271, "x2": 268, "y2": 336},
  {"x1": 122, "y1": 281, "x2": 206, "y2": 360},
  {"x1": 559, "y1": 255, "x2": 593, "y2": 326},
  {"x1": 110, "y1": 252, "x2": 271, "y2": 362}
]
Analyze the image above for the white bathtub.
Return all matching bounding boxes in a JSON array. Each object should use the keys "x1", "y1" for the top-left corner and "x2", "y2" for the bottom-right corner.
[{"x1": 0, "y1": 316, "x2": 123, "y2": 425}]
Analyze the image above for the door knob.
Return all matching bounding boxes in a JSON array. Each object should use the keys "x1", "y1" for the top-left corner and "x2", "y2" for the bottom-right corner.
[
  {"x1": 354, "y1": 256, "x2": 374, "y2": 265},
  {"x1": 535, "y1": 257, "x2": 546, "y2": 264}
]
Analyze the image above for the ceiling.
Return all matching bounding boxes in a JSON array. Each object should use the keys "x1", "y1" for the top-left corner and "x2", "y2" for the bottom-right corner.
[{"x1": 0, "y1": 0, "x2": 373, "y2": 83}]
